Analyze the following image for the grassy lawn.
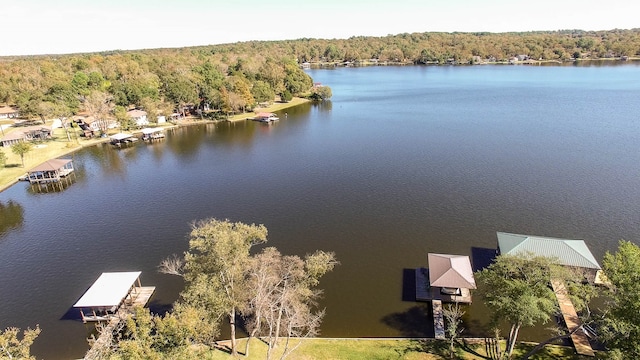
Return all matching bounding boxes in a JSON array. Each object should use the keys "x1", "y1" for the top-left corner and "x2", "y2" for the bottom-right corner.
[
  {"x1": 198, "y1": 338, "x2": 589, "y2": 360},
  {"x1": 228, "y1": 97, "x2": 309, "y2": 121},
  {"x1": 0, "y1": 126, "x2": 107, "y2": 192}
]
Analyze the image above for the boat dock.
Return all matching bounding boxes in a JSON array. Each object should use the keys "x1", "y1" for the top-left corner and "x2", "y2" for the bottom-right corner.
[
  {"x1": 141, "y1": 127, "x2": 165, "y2": 141},
  {"x1": 415, "y1": 267, "x2": 472, "y2": 303},
  {"x1": 24, "y1": 159, "x2": 76, "y2": 191},
  {"x1": 74, "y1": 272, "x2": 155, "y2": 323},
  {"x1": 76, "y1": 272, "x2": 155, "y2": 359},
  {"x1": 551, "y1": 279, "x2": 595, "y2": 357},
  {"x1": 432, "y1": 300, "x2": 446, "y2": 340}
]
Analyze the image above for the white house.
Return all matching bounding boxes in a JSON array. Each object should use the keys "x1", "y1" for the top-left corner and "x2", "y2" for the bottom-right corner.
[{"x1": 127, "y1": 109, "x2": 148, "y2": 127}]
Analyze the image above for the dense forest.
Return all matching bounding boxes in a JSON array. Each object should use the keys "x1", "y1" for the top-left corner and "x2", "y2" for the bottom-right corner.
[{"x1": 0, "y1": 29, "x2": 638, "y2": 123}]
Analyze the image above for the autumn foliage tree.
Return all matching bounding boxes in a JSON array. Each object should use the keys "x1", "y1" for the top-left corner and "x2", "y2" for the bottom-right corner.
[{"x1": 243, "y1": 247, "x2": 338, "y2": 359}]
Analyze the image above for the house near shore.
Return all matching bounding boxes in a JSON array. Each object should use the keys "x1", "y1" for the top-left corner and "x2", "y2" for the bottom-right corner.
[
  {"x1": 0, "y1": 125, "x2": 52, "y2": 147},
  {"x1": 0, "y1": 106, "x2": 19, "y2": 119},
  {"x1": 127, "y1": 109, "x2": 148, "y2": 127},
  {"x1": 496, "y1": 232, "x2": 604, "y2": 283},
  {"x1": 73, "y1": 115, "x2": 118, "y2": 135}
]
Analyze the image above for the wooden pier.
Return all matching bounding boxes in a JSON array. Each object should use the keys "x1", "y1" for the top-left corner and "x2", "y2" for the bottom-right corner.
[
  {"x1": 432, "y1": 300, "x2": 446, "y2": 340},
  {"x1": 551, "y1": 279, "x2": 595, "y2": 357}
]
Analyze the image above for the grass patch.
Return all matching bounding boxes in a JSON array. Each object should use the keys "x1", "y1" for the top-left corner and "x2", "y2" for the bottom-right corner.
[
  {"x1": 195, "y1": 338, "x2": 589, "y2": 360},
  {"x1": 0, "y1": 127, "x2": 105, "y2": 192}
]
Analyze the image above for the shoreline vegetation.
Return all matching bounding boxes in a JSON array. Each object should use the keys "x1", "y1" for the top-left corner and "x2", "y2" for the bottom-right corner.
[
  {"x1": 0, "y1": 97, "x2": 308, "y2": 194},
  {"x1": 135, "y1": 337, "x2": 588, "y2": 359}
]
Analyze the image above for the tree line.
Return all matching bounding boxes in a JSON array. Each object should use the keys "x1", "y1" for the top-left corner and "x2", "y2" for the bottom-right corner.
[
  {"x1": 1, "y1": 29, "x2": 638, "y2": 128},
  {"x1": 0, "y1": 48, "x2": 318, "y2": 131},
  {"x1": 221, "y1": 29, "x2": 640, "y2": 64}
]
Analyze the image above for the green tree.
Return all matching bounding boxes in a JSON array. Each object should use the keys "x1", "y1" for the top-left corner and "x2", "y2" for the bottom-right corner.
[
  {"x1": 0, "y1": 325, "x2": 40, "y2": 360},
  {"x1": 11, "y1": 142, "x2": 32, "y2": 168},
  {"x1": 0, "y1": 149, "x2": 6, "y2": 168},
  {"x1": 162, "y1": 74, "x2": 198, "y2": 117},
  {"x1": 251, "y1": 80, "x2": 275, "y2": 104},
  {"x1": 310, "y1": 86, "x2": 332, "y2": 101},
  {"x1": 598, "y1": 240, "x2": 640, "y2": 357},
  {"x1": 111, "y1": 306, "x2": 212, "y2": 359},
  {"x1": 475, "y1": 254, "x2": 559, "y2": 358},
  {"x1": 283, "y1": 60, "x2": 312, "y2": 96},
  {"x1": 114, "y1": 106, "x2": 134, "y2": 131},
  {"x1": 182, "y1": 218, "x2": 268, "y2": 357},
  {"x1": 280, "y1": 89, "x2": 292, "y2": 103}
]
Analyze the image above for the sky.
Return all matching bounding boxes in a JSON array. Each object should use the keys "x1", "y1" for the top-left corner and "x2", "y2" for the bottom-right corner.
[{"x1": 4, "y1": 0, "x2": 639, "y2": 56}]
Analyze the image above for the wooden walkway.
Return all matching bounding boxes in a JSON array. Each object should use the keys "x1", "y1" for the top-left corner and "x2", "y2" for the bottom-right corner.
[
  {"x1": 432, "y1": 300, "x2": 446, "y2": 340},
  {"x1": 551, "y1": 279, "x2": 594, "y2": 357},
  {"x1": 84, "y1": 286, "x2": 155, "y2": 359}
]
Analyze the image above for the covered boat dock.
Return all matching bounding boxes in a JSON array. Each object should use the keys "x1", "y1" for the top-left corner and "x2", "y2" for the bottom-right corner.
[
  {"x1": 73, "y1": 271, "x2": 155, "y2": 323},
  {"x1": 416, "y1": 253, "x2": 476, "y2": 304},
  {"x1": 497, "y1": 232, "x2": 599, "y2": 356},
  {"x1": 26, "y1": 158, "x2": 75, "y2": 191},
  {"x1": 141, "y1": 127, "x2": 165, "y2": 141},
  {"x1": 253, "y1": 112, "x2": 279, "y2": 123},
  {"x1": 110, "y1": 133, "x2": 138, "y2": 146}
]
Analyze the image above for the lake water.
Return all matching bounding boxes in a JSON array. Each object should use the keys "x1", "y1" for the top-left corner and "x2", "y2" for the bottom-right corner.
[{"x1": 2, "y1": 63, "x2": 640, "y2": 359}]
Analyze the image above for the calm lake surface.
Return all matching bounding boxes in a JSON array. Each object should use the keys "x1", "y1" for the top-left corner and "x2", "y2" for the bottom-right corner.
[{"x1": 2, "y1": 63, "x2": 640, "y2": 359}]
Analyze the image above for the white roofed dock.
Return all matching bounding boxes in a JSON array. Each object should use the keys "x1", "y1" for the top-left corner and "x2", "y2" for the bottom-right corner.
[{"x1": 73, "y1": 271, "x2": 155, "y2": 323}]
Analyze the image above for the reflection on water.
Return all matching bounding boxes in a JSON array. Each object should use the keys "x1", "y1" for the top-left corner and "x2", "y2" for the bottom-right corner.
[{"x1": 0, "y1": 200, "x2": 24, "y2": 237}]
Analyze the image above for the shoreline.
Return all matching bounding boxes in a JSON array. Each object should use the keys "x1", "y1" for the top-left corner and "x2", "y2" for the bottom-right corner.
[{"x1": 0, "y1": 98, "x2": 309, "y2": 194}]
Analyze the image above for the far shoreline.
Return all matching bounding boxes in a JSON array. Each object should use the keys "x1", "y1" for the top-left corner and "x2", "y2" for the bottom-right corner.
[{"x1": 0, "y1": 98, "x2": 309, "y2": 194}]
